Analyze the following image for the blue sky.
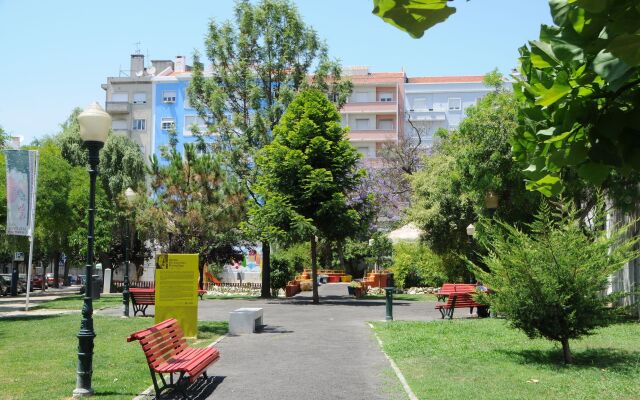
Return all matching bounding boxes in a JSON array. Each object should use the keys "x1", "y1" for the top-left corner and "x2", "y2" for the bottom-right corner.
[{"x1": 0, "y1": 0, "x2": 552, "y2": 143}]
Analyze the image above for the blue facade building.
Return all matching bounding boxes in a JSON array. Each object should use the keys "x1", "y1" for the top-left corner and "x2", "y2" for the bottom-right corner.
[{"x1": 151, "y1": 68, "x2": 210, "y2": 160}]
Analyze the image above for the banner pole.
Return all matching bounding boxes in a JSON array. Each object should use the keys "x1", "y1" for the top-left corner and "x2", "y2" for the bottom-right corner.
[{"x1": 25, "y1": 151, "x2": 38, "y2": 311}]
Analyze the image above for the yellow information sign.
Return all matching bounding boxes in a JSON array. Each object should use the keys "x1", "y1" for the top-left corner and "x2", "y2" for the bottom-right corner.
[{"x1": 155, "y1": 253, "x2": 199, "y2": 337}]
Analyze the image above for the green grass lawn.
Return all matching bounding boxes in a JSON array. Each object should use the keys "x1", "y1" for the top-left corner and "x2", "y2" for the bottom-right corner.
[
  {"x1": 0, "y1": 314, "x2": 227, "y2": 400},
  {"x1": 363, "y1": 293, "x2": 436, "y2": 301},
  {"x1": 35, "y1": 294, "x2": 124, "y2": 310},
  {"x1": 371, "y1": 318, "x2": 640, "y2": 400}
]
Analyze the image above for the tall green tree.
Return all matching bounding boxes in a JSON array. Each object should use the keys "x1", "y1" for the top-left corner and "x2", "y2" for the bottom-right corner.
[
  {"x1": 188, "y1": 0, "x2": 352, "y2": 297},
  {"x1": 255, "y1": 88, "x2": 364, "y2": 303},
  {"x1": 137, "y1": 141, "x2": 246, "y2": 284},
  {"x1": 472, "y1": 200, "x2": 638, "y2": 364},
  {"x1": 55, "y1": 108, "x2": 146, "y2": 271},
  {"x1": 409, "y1": 88, "x2": 540, "y2": 281},
  {"x1": 0, "y1": 125, "x2": 10, "y2": 149},
  {"x1": 32, "y1": 142, "x2": 72, "y2": 287}
]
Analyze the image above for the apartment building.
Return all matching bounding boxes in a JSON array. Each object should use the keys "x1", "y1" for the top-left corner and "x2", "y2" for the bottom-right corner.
[
  {"x1": 151, "y1": 56, "x2": 212, "y2": 159},
  {"x1": 404, "y1": 76, "x2": 509, "y2": 149},
  {"x1": 340, "y1": 67, "x2": 407, "y2": 166},
  {"x1": 101, "y1": 53, "x2": 160, "y2": 163}
]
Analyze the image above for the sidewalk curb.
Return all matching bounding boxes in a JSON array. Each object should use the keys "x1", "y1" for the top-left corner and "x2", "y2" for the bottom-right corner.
[
  {"x1": 368, "y1": 322, "x2": 419, "y2": 400},
  {"x1": 132, "y1": 334, "x2": 227, "y2": 400}
]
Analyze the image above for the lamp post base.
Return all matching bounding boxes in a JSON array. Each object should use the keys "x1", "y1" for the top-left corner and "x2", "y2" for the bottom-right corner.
[{"x1": 72, "y1": 387, "x2": 94, "y2": 398}]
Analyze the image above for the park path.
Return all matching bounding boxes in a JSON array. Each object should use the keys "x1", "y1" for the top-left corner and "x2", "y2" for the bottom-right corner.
[{"x1": 186, "y1": 283, "x2": 440, "y2": 400}]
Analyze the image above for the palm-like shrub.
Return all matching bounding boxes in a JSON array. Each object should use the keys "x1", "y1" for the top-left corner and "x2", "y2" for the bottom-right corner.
[{"x1": 472, "y1": 201, "x2": 637, "y2": 364}]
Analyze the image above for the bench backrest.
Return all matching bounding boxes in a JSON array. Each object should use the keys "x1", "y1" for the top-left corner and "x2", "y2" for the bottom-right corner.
[
  {"x1": 439, "y1": 283, "x2": 476, "y2": 295},
  {"x1": 447, "y1": 292, "x2": 482, "y2": 308},
  {"x1": 127, "y1": 318, "x2": 188, "y2": 369},
  {"x1": 130, "y1": 288, "x2": 155, "y2": 305}
]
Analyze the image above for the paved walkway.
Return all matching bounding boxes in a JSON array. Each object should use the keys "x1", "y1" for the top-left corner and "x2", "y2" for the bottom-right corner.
[{"x1": 121, "y1": 283, "x2": 442, "y2": 400}]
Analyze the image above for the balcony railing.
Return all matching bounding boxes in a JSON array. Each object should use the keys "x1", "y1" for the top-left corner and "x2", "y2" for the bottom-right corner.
[
  {"x1": 341, "y1": 101, "x2": 397, "y2": 114},
  {"x1": 348, "y1": 129, "x2": 397, "y2": 142},
  {"x1": 105, "y1": 101, "x2": 131, "y2": 114}
]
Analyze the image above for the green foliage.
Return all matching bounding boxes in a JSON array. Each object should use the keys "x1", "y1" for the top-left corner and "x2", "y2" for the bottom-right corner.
[
  {"x1": 56, "y1": 108, "x2": 87, "y2": 167},
  {"x1": 391, "y1": 242, "x2": 446, "y2": 288},
  {"x1": 372, "y1": 0, "x2": 456, "y2": 39},
  {"x1": 137, "y1": 144, "x2": 246, "y2": 267},
  {"x1": 0, "y1": 125, "x2": 10, "y2": 148},
  {"x1": 409, "y1": 89, "x2": 540, "y2": 282},
  {"x1": 514, "y1": 1, "x2": 640, "y2": 195},
  {"x1": 99, "y1": 134, "x2": 145, "y2": 202},
  {"x1": 275, "y1": 242, "x2": 310, "y2": 273},
  {"x1": 368, "y1": 231, "x2": 393, "y2": 269},
  {"x1": 254, "y1": 88, "x2": 366, "y2": 242},
  {"x1": 269, "y1": 254, "x2": 294, "y2": 293},
  {"x1": 472, "y1": 200, "x2": 638, "y2": 363}
]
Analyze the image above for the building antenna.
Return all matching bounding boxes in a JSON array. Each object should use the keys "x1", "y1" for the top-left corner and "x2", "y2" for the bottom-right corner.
[{"x1": 134, "y1": 41, "x2": 142, "y2": 55}]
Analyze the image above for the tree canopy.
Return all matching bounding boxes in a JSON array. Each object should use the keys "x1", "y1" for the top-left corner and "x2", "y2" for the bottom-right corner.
[
  {"x1": 255, "y1": 88, "x2": 365, "y2": 302},
  {"x1": 188, "y1": 0, "x2": 352, "y2": 296}
]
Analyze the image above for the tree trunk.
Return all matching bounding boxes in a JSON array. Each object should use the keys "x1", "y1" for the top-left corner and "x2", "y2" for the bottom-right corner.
[
  {"x1": 260, "y1": 241, "x2": 271, "y2": 298},
  {"x1": 561, "y1": 338, "x2": 573, "y2": 364},
  {"x1": 311, "y1": 236, "x2": 319, "y2": 304},
  {"x1": 199, "y1": 257, "x2": 205, "y2": 290},
  {"x1": 337, "y1": 241, "x2": 346, "y2": 273},
  {"x1": 62, "y1": 256, "x2": 69, "y2": 286},
  {"x1": 53, "y1": 252, "x2": 60, "y2": 288}
]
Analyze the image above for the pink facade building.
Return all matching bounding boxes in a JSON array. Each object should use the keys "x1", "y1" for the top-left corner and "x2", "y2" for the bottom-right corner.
[{"x1": 339, "y1": 67, "x2": 407, "y2": 166}]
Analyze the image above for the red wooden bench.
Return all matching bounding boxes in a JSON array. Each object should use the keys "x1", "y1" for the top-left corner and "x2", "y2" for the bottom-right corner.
[
  {"x1": 129, "y1": 288, "x2": 208, "y2": 317},
  {"x1": 435, "y1": 292, "x2": 484, "y2": 319},
  {"x1": 436, "y1": 283, "x2": 476, "y2": 301},
  {"x1": 130, "y1": 288, "x2": 155, "y2": 316},
  {"x1": 127, "y1": 318, "x2": 220, "y2": 399}
]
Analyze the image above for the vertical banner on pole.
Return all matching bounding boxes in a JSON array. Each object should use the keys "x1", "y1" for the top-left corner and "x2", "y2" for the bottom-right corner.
[
  {"x1": 155, "y1": 254, "x2": 199, "y2": 337},
  {"x1": 5, "y1": 150, "x2": 36, "y2": 236},
  {"x1": 5, "y1": 150, "x2": 38, "y2": 309}
]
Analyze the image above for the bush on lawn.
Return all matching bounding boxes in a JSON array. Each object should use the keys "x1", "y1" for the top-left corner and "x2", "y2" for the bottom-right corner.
[
  {"x1": 472, "y1": 200, "x2": 638, "y2": 364},
  {"x1": 391, "y1": 242, "x2": 447, "y2": 288},
  {"x1": 270, "y1": 254, "x2": 294, "y2": 296}
]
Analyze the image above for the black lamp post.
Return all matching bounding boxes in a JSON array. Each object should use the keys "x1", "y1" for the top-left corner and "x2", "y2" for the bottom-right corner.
[
  {"x1": 466, "y1": 223, "x2": 476, "y2": 283},
  {"x1": 73, "y1": 102, "x2": 110, "y2": 398},
  {"x1": 122, "y1": 187, "x2": 137, "y2": 317}
]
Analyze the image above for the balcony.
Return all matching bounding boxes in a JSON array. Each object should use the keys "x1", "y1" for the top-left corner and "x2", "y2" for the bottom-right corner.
[
  {"x1": 407, "y1": 110, "x2": 447, "y2": 122},
  {"x1": 348, "y1": 129, "x2": 397, "y2": 142},
  {"x1": 341, "y1": 101, "x2": 397, "y2": 114},
  {"x1": 105, "y1": 101, "x2": 131, "y2": 114}
]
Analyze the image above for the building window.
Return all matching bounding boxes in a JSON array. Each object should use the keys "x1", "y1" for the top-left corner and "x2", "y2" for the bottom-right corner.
[
  {"x1": 357, "y1": 146, "x2": 370, "y2": 157},
  {"x1": 378, "y1": 92, "x2": 393, "y2": 102},
  {"x1": 184, "y1": 115, "x2": 207, "y2": 136},
  {"x1": 132, "y1": 119, "x2": 146, "y2": 131},
  {"x1": 412, "y1": 97, "x2": 427, "y2": 110},
  {"x1": 161, "y1": 118, "x2": 175, "y2": 130},
  {"x1": 448, "y1": 98, "x2": 462, "y2": 111},
  {"x1": 163, "y1": 90, "x2": 177, "y2": 103},
  {"x1": 112, "y1": 120, "x2": 128, "y2": 131},
  {"x1": 355, "y1": 118, "x2": 370, "y2": 130},
  {"x1": 112, "y1": 92, "x2": 128, "y2": 102},
  {"x1": 133, "y1": 92, "x2": 147, "y2": 104},
  {"x1": 352, "y1": 92, "x2": 369, "y2": 103},
  {"x1": 377, "y1": 119, "x2": 394, "y2": 130}
]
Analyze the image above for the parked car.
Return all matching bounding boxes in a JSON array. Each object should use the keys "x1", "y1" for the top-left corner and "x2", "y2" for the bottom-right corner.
[
  {"x1": 0, "y1": 274, "x2": 26, "y2": 294},
  {"x1": 31, "y1": 274, "x2": 47, "y2": 289},
  {"x1": 0, "y1": 275, "x2": 10, "y2": 296},
  {"x1": 46, "y1": 273, "x2": 64, "y2": 287}
]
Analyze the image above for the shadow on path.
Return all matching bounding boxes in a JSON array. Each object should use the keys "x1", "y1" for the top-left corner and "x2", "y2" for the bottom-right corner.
[{"x1": 158, "y1": 376, "x2": 226, "y2": 400}]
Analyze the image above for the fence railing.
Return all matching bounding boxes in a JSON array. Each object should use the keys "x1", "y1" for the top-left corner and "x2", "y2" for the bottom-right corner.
[{"x1": 113, "y1": 280, "x2": 262, "y2": 290}]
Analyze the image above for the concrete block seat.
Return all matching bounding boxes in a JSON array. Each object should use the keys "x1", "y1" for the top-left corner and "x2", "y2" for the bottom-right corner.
[{"x1": 229, "y1": 307, "x2": 264, "y2": 335}]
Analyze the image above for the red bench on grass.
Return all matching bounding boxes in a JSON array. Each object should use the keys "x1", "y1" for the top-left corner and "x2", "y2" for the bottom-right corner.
[
  {"x1": 127, "y1": 318, "x2": 220, "y2": 399},
  {"x1": 436, "y1": 283, "x2": 476, "y2": 301},
  {"x1": 130, "y1": 288, "x2": 208, "y2": 317},
  {"x1": 435, "y1": 292, "x2": 484, "y2": 319}
]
